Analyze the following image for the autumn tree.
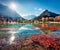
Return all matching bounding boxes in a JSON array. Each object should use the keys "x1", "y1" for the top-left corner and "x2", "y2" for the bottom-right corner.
[
  {"x1": 45, "y1": 17, "x2": 49, "y2": 21},
  {"x1": 41, "y1": 17, "x2": 45, "y2": 22},
  {"x1": 55, "y1": 15, "x2": 60, "y2": 22}
]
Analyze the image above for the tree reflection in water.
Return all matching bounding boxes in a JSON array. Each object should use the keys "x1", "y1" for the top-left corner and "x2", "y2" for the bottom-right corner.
[{"x1": 0, "y1": 24, "x2": 60, "y2": 50}]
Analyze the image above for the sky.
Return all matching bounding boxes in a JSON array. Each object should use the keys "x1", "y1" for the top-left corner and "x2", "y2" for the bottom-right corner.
[{"x1": 0, "y1": 0, "x2": 60, "y2": 17}]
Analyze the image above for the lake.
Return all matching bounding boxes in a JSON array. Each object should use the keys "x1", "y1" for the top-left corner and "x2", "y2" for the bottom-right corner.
[
  {"x1": 0, "y1": 24, "x2": 44, "y2": 44},
  {"x1": 0, "y1": 23, "x2": 60, "y2": 47}
]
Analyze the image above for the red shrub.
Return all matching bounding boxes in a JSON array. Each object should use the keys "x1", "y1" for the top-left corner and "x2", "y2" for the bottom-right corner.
[{"x1": 30, "y1": 34, "x2": 60, "y2": 50}]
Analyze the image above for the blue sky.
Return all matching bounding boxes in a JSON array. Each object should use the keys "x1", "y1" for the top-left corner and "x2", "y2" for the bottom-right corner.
[{"x1": 0, "y1": 0, "x2": 60, "y2": 17}]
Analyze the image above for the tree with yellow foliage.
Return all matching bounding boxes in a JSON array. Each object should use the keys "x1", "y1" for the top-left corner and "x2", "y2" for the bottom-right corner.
[
  {"x1": 55, "y1": 15, "x2": 60, "y2": 21},
  {"x1": 45, "y1": 17, "x2": 49, "y2": 21},
  {"x1": 42, "y1": 17, "x2": 45, "y2": 22}
]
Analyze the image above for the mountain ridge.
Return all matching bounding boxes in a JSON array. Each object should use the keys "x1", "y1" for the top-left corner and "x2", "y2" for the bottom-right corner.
[
  {"x1": 0, "y1": 4, "x2": 59, "y2": 20},
  {"x1": 24, "y1": 15, "x2": 36, "y2": 20},
  {"x1": 33, "y1": 10, "x2": 59, "y2": 20},
  {"x1": 0, "y1": 4, "x2": 25, "y2": 21}
]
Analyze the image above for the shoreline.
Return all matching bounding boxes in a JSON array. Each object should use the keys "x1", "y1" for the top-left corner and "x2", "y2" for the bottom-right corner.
[{"x1": 0, "y1": 28, "x2": 17, "y2": 30}]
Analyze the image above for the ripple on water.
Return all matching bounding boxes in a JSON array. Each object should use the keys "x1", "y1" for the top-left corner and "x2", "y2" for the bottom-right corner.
[{"x1": 48, "y1": 30, "x2": 60, "y2": 39}]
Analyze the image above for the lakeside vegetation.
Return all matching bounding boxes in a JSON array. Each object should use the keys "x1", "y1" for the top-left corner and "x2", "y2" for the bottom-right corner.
[{"x1": 0, "y1": 15, "x2": 60, "y2": 50}]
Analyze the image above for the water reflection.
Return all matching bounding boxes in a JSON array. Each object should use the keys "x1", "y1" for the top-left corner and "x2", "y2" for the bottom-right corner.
[
  {"x1": 38, "y1": 23, "x2": 60, "y2": 34},
  {"x1": 15, "y1": 24, "x2": 44, "y2": 41},
  {"x1": 0, "y1": 24, "x2": 43, "y2": 44},
  {"x1": 17, "y1": 24, "x2": 44, "y2": 35},
  {"x1": 49, "y1": 30, "x2": 60, "y2": 39},
  {"x1": 0, "y1": 23, "x2": 60, "y2": 50},
  {"x1": 7, "y1": 31, "x2": 16, "y2": 44},
  {"x1": 0, "y1": 23, "x2": 60, "y2": 45}
]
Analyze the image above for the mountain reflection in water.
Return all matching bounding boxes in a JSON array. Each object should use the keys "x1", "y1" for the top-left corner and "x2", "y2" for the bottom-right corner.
[{"x1": 0, "y1": 24, "x2": 44, "y2": 44}]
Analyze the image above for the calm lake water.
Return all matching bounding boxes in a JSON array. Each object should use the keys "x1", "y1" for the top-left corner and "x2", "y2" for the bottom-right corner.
[
  {"x1": 0, "y1": 23, "x2": 60, "y2": 44},
  {"x1": 0, "y1": 24, "x2": 44, "y2": 44}
]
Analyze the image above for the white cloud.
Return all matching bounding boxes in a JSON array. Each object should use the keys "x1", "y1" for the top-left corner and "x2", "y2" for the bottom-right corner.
[
  {"x1": 18, "y1": 7, "x2": 46, "y2": 17},
  {"x1": 34, "y1": 7, "x2": 43, "y2": 11},
  {"x1": 38, "y1": 8, "x2": 42, "y2": 11},
  {"x1": 34, "y1": 7, "x2": 45, "y2": 16},
  {"x1": 20, "y1": 13, "x2": 33, "y2": 17},
  {"x1": 18, "y1": 7, "x2": 45, "y2": 17}
]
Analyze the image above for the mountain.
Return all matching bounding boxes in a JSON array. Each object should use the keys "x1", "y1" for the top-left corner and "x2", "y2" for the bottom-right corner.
[
  {"x1": 33, "y1": 10, "x2": 59, "y2": 20},
  {"x1": 40, "y1": 10, "x2": 59, "y2": 17},
  {"x1": 0, "y1": 4, "x2": 25, "y2": 21},
  {"x1": 24, "y1": 15, "x2": 37, "y2": 20}
]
